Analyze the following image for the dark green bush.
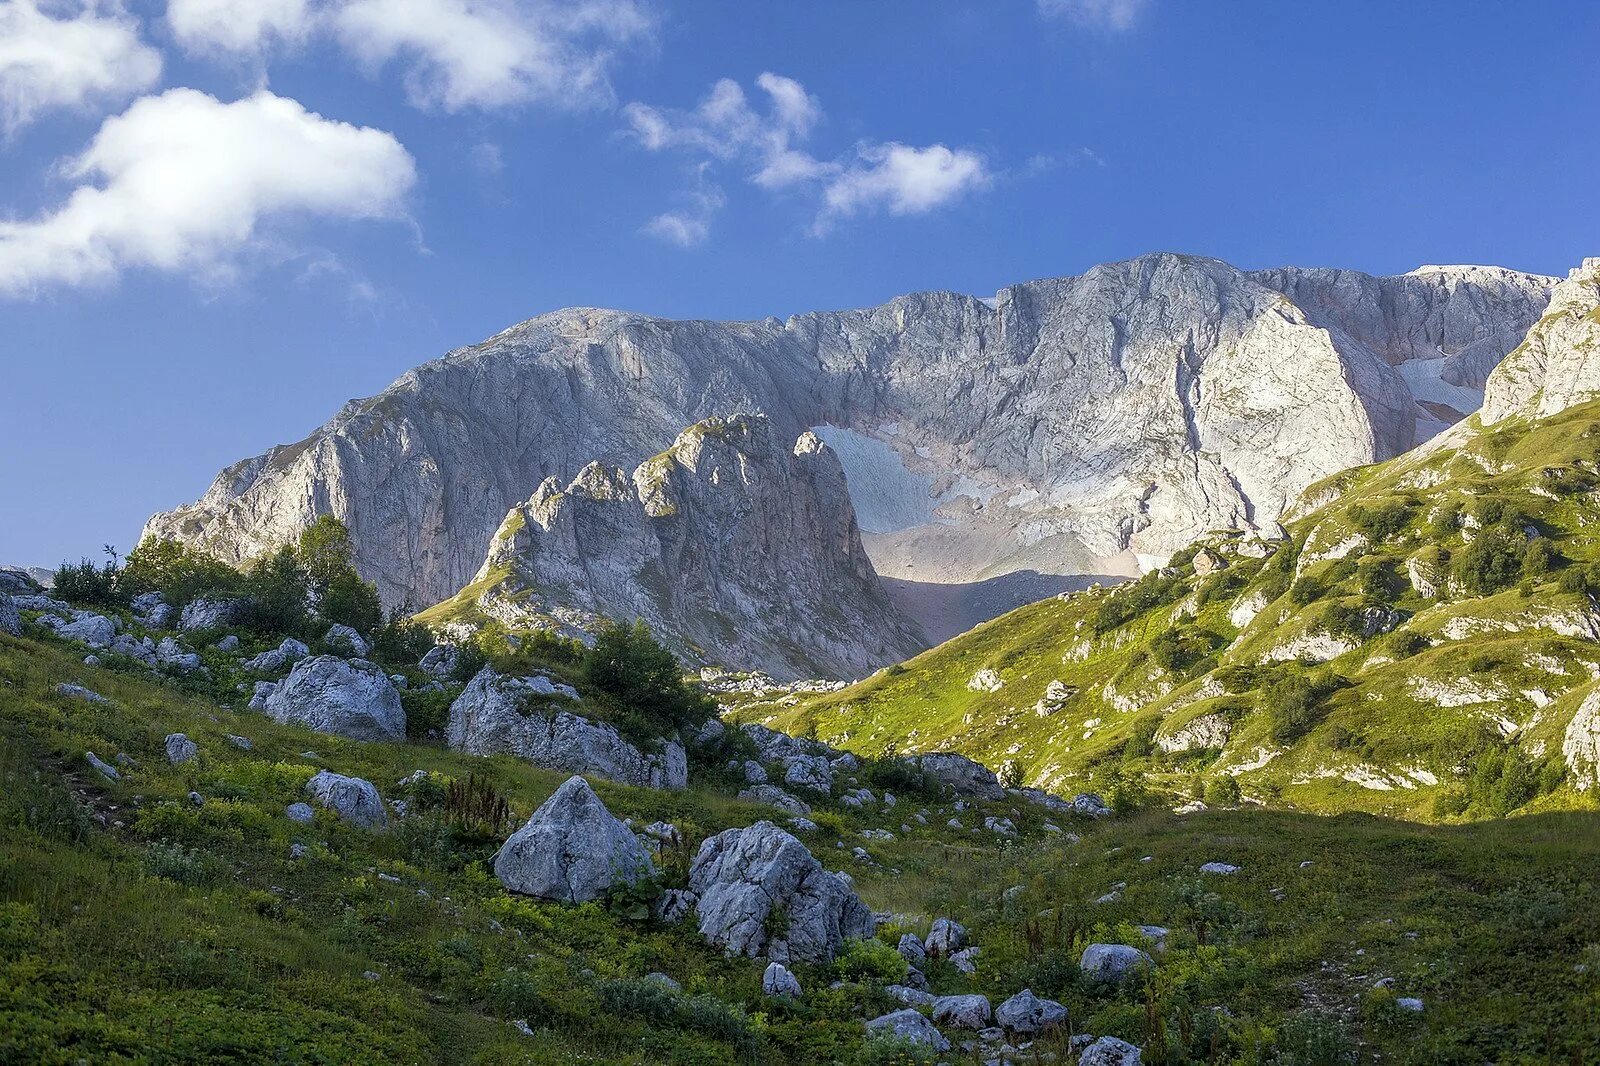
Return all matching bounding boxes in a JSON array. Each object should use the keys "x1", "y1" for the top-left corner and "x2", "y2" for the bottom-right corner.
[
  {"x1": 1349, "y1": 500, "x2": 1412, "y2": 541},
  {"x1": 122, "y1": 538, "x2": 242, "y2": 606},
  {"x1": 583, "y1": 619, "x2": 715, "y2": 737},
  {"x1": 1262, "y1": 670, "x2": 1341, "y2": 743},
  {"x1": 52, "y1": 557, "x2": 124, "y2": 608}
]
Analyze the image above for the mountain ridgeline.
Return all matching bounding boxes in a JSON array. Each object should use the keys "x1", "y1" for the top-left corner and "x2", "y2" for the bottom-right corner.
[
  {"x1": 144, "y1": 253, "x2": 1558, "y2": 677},
  {"x1": 733, "y1": 259, "x2": 1600, "y2": 817}
]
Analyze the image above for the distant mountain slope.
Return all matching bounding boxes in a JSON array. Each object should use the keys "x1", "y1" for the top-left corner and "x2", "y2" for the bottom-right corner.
[
  {"x1": 733, "y1": 261, "x2": 1600, "y2": 818},
  {"x1": 145, "y1": 254, "x2": 1553, "y2": 624},
  {"x1": 417, "y1": 415, "x2": 925, "y2": 680}
]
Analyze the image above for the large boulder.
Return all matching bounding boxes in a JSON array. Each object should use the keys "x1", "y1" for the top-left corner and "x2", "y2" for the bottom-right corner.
[
  {"x1": 914, "y1": 752, "x2": 1004, "y2": 799},
  {"x1": 447, "y1": 666, "x2": 684, "y2": 789},
  {"x1": 931, "y1": 994, "x2": 991, "y2": 1029},
  {"x1": 323, "y1": 623, "x2": 370, "y2": 657},
  {"x1": 131, "y1": 592, "x2": 174, "y2": 629},
  {"x1": 180, "y1": 597, "x2": 249, "y2": 631},
  {"x1": 263, "y1": 656, "x2": 406, "y2": 742},
  {"x1": 493, "y1": 776, "x2": 655, "y2": 903},
  {"x1": 736, "y1": 784, "x2": 811, "y2": 814},
  {"x1": 305, "y1": 770, "x2": 387, "y2": 828},
  {"x1": 54, "y1": 613, "x2": 118, "y2": 648},
  {"x1": 243, "y1": 637, "x2": 311, "y2": 674},
  {"x1": 0, "y1": 594, "x2": 19, "y2": 637},
  {"x1": 864, "y1": 1009, "x2": 950, "y2": 1052},
  {"x1": 417, "y1": 644, "x2": 461, "y2": 680},
  {"x1": 995, "y1": 988, "x2": 1068, "y2": 1033},
  {"x1": 1080, "y1": 1036, "x2": 1143, "y2": 1065},
  {"x1": 689, "y1": 821, "x2": 874, "y2": 963},
  {"x1": 164, "y1": 733, "x2": 198, "y2": 765},
  {"x1": 1081, "y1": 943, "x2": 1154, "y2": 984}
]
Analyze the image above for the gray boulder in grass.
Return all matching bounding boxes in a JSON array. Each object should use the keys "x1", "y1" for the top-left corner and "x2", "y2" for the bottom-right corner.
[
  {"x1": 864, "y1": 1009, "x2": 950, "y2": 1052},
  {"x1": 263, "y1": 656, "x2": 405, "y2": 742},
  {"x1": 323, "y1": 623, "x2": 370, "y2": 657},
  {"x1": 494, "y1": 776, "x2": 655, "y2": 903},
  {"x1": 995, "y1": 988, "x2": 1068, "y2": 1033},
  {"x1": 1080, "y1": 943, "x2": 1154, "y2": 983},
  {"x1": 689, "y1": 820, "x2": 874, "y2": 964},
  {"x1": 180, "y1": 596, "x2": 248, "y2": 632},
  {"x1": 305, "y1": 770, "x2": 387, "y2": 828},
  {"x1": 164, "y1": 733, "x2": 198, "y2": 765},
  {"x1": 1079, "y1": 1035, "x2": 1143, "y2": 1065},
  {"x1": 0, "y1": 594, "x2": 20, "y2": 637}
]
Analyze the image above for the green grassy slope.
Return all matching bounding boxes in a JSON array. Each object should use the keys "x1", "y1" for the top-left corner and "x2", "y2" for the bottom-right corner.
[
  {"x1": 5, "y1": 626, "x2": 1600, "y2": 1062},
  {"x1": 736, "y1": 400, "x2": 1600, "y2": 822}
]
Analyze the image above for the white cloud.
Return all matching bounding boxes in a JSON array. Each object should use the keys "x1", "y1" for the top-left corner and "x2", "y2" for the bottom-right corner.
[
  {"x1": 333, "y1": 0, "x2": 651, "y2": 112},
  {"x1": 626, "y1": 72, "x2": 988, "y2": 240},
  {"x1": 0, "y1": 88, "x2": 416, "y2": 295},
  {"x1": 1037, "y1": 0, "x2": 1147, "y2": 31},
  {"x1": 0, "y1": 0, "x2": 161, "y2": 133},
  {"x1": 166, "y1": 0, "x2": 315, "y2": 55},
  {"x1": 819, "y1": 142, "x2": 989, "y2": 228},
  {"x1": 641, "y1": 165, "x2": 723, "y2": 248}
]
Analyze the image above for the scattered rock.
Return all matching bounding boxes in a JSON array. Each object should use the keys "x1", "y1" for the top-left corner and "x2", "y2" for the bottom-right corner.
[
  {"x1": 897, "y1": 932, "x2": 927, "y2": 965},
  {"x1": 448, "y1": 666, "x2": 684, "y2": 789},
  {"x1": 864, "y1": 1009, "x2": 950, "y2": 1052},
  {"x1": 243, "y1": 638, "x2": 311, "y2": 674},
  {"x1": 1199, "y1": 862, "x2": 1241, "y2": 875},
  {"x1": 226, "y1": 734, "x2": 253, "y2": 750},
  {"x1": 304, "y1": 770, "x2": 387, "y2": 828},
  {"x1": 180, "y1": 597, "x2": 249, "y2": 632},
  {"x1": 1396, "y1": 997, "x2": 1424, "y2": 1013},
  {"x1": 494, "y1": 776, "x2": 655, "y2": 903},
  {"x1": 653, "y1": 888, "x2": 697, "y2": 924},
  {"x1": 1080, "y1": 943, "x2": 1153, "y2": 983},
  {"x1": 56, "y1": 682, "x2": 110, "y2": 704},
  {"x1": 417, "y1": 644, "x2": 461, "y2": 680},
  {"x1": 949, "y1": 946, "x2": 980, "y2": 974},
  {"x1": 213, "y1": 634, "x2": 241, "y2": 652},
  {"x1": 1079, "y1": 1035, "x2": 1142, "y2": 1065},
  {"x1": 689, "y1": 820, "x2": 874, "y2": 963},
  {"x1": 781, "y1": 753, "x2": 833, "y2": 792},
  {"x1": 0, "y1": 594, "x2": 20, "y2": 637},
  {"x1": 286, "y1": 802, "x2": 315, "y2": 824},
  {"x1": 925, "y1": 917, "x2": 967, "y2": 958},
  {"x1": 248, "y1": 680, "x2": 278, "y2": 712},
  {"x1": 762, "y1": 961, "x2": 802, "y2": 998},
  {"x1": 995, "y1": 988, "x2": 1068, "y2": 1033},
  {"x1": 885, "y1": 984, "x2": 937, "y2": 1006},
  {"x1": 85, "y1": 751, "x2": 120, "y2": 780},
  {"x1": 915, "y1": 752, "x2": 1005, "y2": 799},
  {"x1": 264, "y1": 656, "x2": 406, "y2": 742},
  {"x1": 164, "y1": 733, "x2": 198, "y2": 765},
  {"x1": 642, "y1": 972, "x2": 681, "y2": 992},
  {"x1": 1073, "y1": 792, "x2": 1112, "y2": 817},
  {"x1": 932, "y1": 993, "x2": 992, "y2": 1029},
  {"x1": 323, "y1": 623, "x2": 370, "y2": 657},
  {"x1": 737, "y1": 784, "x2": 811, "y2": 814}
]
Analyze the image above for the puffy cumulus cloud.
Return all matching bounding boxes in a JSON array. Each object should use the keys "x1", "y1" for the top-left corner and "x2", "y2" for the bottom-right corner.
[
  {"x1": 626, "y1": 72, "x2": 988, "y2": 242},
  {"x1": 818, "y1": 142, "x2": 989, "y2": 230},
  {"x1": 1036, "y1": 0, "x2": 1148, "y2": 31},
  {"x1": 0, "y1": 88, "x2": 416, "y2": 296},
  {"x1": 166, "y1": 0, "x2": 315, "y2": 55},
  {"x1": 333, "y1": 0, "x2": 652, "y2": 112},
  {"x1": 0, "y1": 0, "x2": 161, "y2": 133}
]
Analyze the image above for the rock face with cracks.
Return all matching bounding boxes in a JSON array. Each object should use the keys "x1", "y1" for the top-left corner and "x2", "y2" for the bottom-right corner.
[
  {"x1": 262, "y1": 656, "x2": 406, "y2": 742},
  {"x1": 688, "y1": 820, "x2": 875, "y2": 964},
  {"x1": 493, "y1": 776, "x2": 655, "y2": 903},
  {"x1": 146, "y1": 254, "x2": 1552, "y2": 644}
]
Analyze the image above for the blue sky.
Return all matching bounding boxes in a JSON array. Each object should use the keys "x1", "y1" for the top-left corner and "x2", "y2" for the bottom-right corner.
[{"x1": 3, "y1": 0, "x2": 1598, "y2": 569}]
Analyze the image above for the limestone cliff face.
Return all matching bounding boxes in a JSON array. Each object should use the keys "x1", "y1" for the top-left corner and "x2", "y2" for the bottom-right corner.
[
  {"x1": 145, "y1": 252, "x2": 1555, "y2": 616},
  {"x1": 459, "y1": 415, "x2": 923, "y2": 681},
  {"x1": 1480, "y1": 259, "x2": 1600, "y2": 426}
]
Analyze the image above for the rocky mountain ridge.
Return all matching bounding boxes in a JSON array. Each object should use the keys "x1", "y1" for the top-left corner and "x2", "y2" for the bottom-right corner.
[
  {"x1": 145, "y1": 254, "x2": 1556, "y2": 639},
  {"x1": 419, "y1": 414, "x2": 925, "y2": 680}
]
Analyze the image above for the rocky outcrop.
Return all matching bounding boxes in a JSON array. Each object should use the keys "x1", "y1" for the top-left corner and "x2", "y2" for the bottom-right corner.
[
  {"x1": 1080, "y1": 943, "x2": 1153, "y2": 983},
  {"x1": 1155, "y1": 713, "x2": 1231, "y2": 753},
  {"x1": 1481, "y1": 259, "x2": 1600, "y2": 425},
  {"x1": 688, "y1": 821, "x2": 875, "y2": 963},
  {"x1": 914, "y1": 752, "x2": 1004, "y2": 800},
  {"x1": 493, "y1": 776, "x2": 655, "y2": 902},
  {"x1": 864, "y1": 1009, "x2": 949, "y2": 1052},
  {"x1": 262, "y1": 656, "x2": 406, "y2": 742},
  {"x1": 180, "y1": 597, "x2": 249, "y2": 631},
  {"x1": 0, "y1": 595, "x2": 19, "y2": 637},
  {"x1": 305, "y1": 770, "x2": 387, "y2": 828},
  {"x1": 449, "y1": 414, "x2": 924, "y2": 681},
  {"x1": 995, "y1": 988, "x2": 1068, "y2": 1033},
  {"x1": 146, "y1": 254, "x2": 1551, "y2": 626},
  {"x1": 1562, "y1": 688, "x2": 1600, "y2": 790},
  {"x1": 446, "y1": 666, "x2": 685, "y2": 789}
]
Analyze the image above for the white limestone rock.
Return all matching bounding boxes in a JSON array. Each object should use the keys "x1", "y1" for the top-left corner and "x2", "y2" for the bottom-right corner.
[
  {"x1": 493, "y1": 776, "x2": 655, "y2": 903},
  {"x1": 263, "y1": 656, "x2": 406, "y2": 742},
  {"x1": 305, "y1": 770, "x2": 387, "y2": 828},
  {"x1": 446, "y1": 666, "x2": 684, "y2": 789},
  {"x1": 688, "y1": 820, "x2": 874, "y2": 963}
]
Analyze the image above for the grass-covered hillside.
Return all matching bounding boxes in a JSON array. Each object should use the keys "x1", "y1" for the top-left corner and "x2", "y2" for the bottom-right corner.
[
  {"x1": 734, "y1": 399, "x2": 1600, "y2": 822},
  {"x1": 6, "y1": 624, "x2": 1600, "y2": 1063}
]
